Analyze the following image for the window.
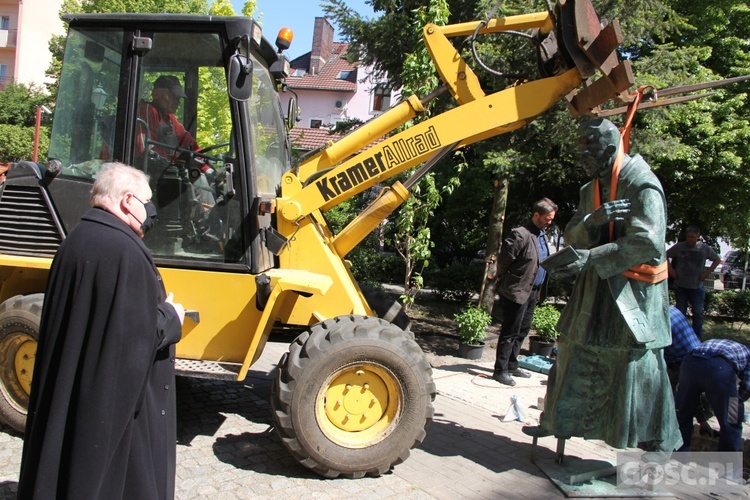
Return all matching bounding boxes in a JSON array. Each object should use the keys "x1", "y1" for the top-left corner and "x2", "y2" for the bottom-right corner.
[
  {"x1": 134, "y1": 32, "x2": 239, "y2": 262},
  {"x1": 0, "y1": 17, "x2": 9, "y2": 30},
  {"x1": 336, "y1": 70, "x2": 352, "y2": 80},
  {"x1": 49, "y1": 27, "x2": 248, "y2": 263},
  {"x1": 246, "y1": 57, "x2": 288, "y2": 196},
  {"x1": 49, "y1": 28, "x2": 123, "y2": 169},
  {"x1": 372, "y1": 85, "x2": 392, "y2": 112},
  {"x1": 292, "y1": 68, "x2": 306, "y2": 77},
  {"x1": 310, "y1": 119, "x2": 323, "y2": 129}
]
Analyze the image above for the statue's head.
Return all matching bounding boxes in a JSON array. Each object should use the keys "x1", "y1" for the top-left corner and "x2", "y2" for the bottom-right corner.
[{"x1": 579, "y1": 118, "x2": 620, "y2": 178}]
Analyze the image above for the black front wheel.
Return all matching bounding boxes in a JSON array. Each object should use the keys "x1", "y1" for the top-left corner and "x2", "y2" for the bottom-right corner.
[
  {"x1": 271, "y1": 315, "x2": 435, "y2": 478},
  {"x1": 0, "y1": 294, "x2": 43, "y2": 432}
]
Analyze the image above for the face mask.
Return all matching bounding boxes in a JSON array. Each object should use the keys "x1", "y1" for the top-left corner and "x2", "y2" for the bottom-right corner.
[
  {"x1": 132, "y1": 197, "x2": 158, "y2": 235},
  {"x1": 141, "y1": 200, "x2": 157, "y2": 234}
]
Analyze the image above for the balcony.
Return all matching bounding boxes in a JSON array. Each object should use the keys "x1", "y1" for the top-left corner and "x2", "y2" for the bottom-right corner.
[{"x1": 0, "y1": 29, "x2": 17, "y2": 48}]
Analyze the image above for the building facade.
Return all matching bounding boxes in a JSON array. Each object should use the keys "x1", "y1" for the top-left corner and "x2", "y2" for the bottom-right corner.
[
  {"x1": 0, "y1": 0, "x2": 65, "y2": 89},
  {"x1": 281, "y1": 17, "x2": 398, "y2": 153}
]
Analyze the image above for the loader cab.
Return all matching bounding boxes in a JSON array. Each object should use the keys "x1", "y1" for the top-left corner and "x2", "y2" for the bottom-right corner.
[{"x1": 46, "y1": 14, "x2": 290, "y2": 273}]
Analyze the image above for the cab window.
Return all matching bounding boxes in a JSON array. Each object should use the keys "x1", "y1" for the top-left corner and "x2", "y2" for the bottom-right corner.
[
  {"x1": 48, "y1": 27, "x2": 123, "y2": 174},
  {"x1": 134, "y1": 31, "x2": 244, "y2": 263}
]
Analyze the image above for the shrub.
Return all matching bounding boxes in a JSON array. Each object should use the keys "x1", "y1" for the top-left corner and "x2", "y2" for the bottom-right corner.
[
  {"x1": 703, "y1": 290, "x2": 718, "y2": 315},
  {"x1": 0, "y1": 124, "x2": 49, "y2": 163},
  {"x1": 710, "y1": 290, "x2": 750, "y2": 328},
  {"x1": 426, "y1": 262, "x2": 484, "y2": 301},
  {"x1": 454, "y1": 304, "x2": 491, "y2": 345},
  {"x1": 348, "y1": 247, "x2": 404, "y2": 285},
  {"x1": 532, "y1": 303, "x2": 561, "y2": 342},
  {"x1": 546, "y1": 273, "x2": 576, "y2": 301}
]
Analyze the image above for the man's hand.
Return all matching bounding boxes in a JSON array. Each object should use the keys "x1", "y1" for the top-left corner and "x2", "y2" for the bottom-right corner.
[
  {"x1": 584, "y1": 199, "x2": 631, "y2": 229},
  {"x1": 552, "y1": 249, "x2": 591, "y2": 278},
  {"x1": 165, "y1": 292, "x2": 185, "y2": 325}
]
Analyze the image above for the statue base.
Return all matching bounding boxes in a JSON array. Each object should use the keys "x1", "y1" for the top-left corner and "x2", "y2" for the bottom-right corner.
[
  {"x1": 532, "y1": 454, "x2": 672, "y2": 497},
  {"x1": 526, "y1": 434, "x2": 674, "y2": 498}
]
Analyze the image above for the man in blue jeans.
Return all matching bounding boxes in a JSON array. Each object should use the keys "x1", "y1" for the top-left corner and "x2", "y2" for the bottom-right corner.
[
  {"x1": 666, "y1": 226, "x2": 720, "y2": 338},
  {"x1": 675, "y1": 339, "x2": 750, "y2": 452},
  {"x1": 665, "y1": 306, "x2": 715, "y2": 436}
]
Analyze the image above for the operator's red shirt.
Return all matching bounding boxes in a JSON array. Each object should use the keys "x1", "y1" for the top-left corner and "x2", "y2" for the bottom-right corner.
[{"x1": 136, "y1": 101, "x2": 198, "y2": 160}]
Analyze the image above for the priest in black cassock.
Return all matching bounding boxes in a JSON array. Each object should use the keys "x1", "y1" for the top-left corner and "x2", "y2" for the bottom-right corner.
[{"x1": 18, "y1": 162, "x2": 184, "y2": 499}]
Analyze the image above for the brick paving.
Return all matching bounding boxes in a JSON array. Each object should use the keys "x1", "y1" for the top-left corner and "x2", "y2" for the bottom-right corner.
[{"x1": 0, "y1": 340, "x2": 747, "y2": 499}]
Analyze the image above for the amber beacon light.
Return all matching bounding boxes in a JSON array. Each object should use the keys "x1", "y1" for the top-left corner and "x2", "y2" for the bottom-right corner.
[{"x1": 276, "y1": 27, "x2": 293, "y2": 52}]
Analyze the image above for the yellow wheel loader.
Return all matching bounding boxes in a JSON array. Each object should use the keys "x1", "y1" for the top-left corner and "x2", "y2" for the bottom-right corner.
[{"x1": 0, "y1": 0, "x2": 629, "y2": 478}]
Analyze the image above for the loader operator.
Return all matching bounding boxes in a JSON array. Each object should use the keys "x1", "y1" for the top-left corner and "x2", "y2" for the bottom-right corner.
[
  {"x1": 137, "y1": 74, "x2": 199, "y2": 161},
  {"x1": 137, "y1": 75, "x2": 220, "y2": 252}
]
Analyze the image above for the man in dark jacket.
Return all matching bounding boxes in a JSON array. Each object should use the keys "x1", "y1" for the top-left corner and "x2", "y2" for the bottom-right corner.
[
  {"x1": 492, "y1": 198, "x2": 557, "y2": 386},
  {"x1": 18, "y1": 163, "x2": 185, "y2": 499}
]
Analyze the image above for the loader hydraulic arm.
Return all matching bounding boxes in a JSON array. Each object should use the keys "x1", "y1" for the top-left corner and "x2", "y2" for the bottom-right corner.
[{"x1": 277, "y1": 0, "x2": 632, "y2": 232}]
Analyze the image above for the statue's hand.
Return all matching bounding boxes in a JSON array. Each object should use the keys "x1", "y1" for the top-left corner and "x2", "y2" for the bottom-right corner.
[
  {"x1": 552, "y1": 248, "x2": 590, "y2": 278},
  {"x1": 585, "y1": 199, "x2": 631, "y2": 229}
]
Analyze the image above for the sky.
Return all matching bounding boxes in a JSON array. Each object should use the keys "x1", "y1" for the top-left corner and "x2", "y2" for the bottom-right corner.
[{"x1": 230, "y1": 0, "x2": 375, "y2": 61}]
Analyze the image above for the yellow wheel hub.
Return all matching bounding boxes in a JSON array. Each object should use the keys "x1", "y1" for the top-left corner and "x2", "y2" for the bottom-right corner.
[
  {"x1": 14, "y1": 339, "x2": 36, "y2": 396},
  {"x1": 317, "y1": 363, "x2": 401, "y2": 448}
]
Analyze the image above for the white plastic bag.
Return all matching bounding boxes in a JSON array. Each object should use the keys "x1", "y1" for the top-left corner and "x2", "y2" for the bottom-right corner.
[{"x1": 503, "y1": 394, "x2": 527, "y2": 422}]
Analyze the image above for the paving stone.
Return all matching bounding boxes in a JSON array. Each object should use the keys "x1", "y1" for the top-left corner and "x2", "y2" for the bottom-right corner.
[{"x1": 0, "y1": 340, "x2": 744, "y2": 498}]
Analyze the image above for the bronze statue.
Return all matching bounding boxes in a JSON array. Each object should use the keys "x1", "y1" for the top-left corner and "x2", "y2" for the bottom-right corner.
[{"x1": 527, "y1": 118, "x2": 681, "y2": 452}]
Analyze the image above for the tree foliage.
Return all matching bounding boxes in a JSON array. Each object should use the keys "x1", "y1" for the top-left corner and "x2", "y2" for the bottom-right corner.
[
  {"x1": 0, "y1": 125, "x2": 50, "y2": 163},
  {"x1": 241, "y1": 1, "x2": 257, "y2": 17},
  {"x1": 0, "y1": 83, "x2": 54, "y2": 163},
  {"x1": 0, "y1": 83, "x2": 53, "y2": 127},
  {"x1": 629, "y1": 0, "x2": 750, "y2": 248},
  {"x1": 325, "y1": 0, "x2": 750, "y2": 281},
  {"x1": 324, "y1": 0, "x2": 455, "y2": 304},
  {"x1": 387, "y1": 0, "x2": 452, "y2": 307},
  {"x1": 63, "y1": 0, "x2": 209, "y2": 13}
]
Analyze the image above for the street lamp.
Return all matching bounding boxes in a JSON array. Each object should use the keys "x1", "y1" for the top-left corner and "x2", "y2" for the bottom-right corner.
[
  {"x1": 90, "y1": 84, "x2": 107, "y2": 158},
  {"x1": 91, "y1": 84, "x2": 107, "y2": 111}
]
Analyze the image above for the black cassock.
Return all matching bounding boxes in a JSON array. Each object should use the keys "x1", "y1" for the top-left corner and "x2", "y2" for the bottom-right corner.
[{"x1": 18, "y1": 207, "x2": 182, "y2": 499}]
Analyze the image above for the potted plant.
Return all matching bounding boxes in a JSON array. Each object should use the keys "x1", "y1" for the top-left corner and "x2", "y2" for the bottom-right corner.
[
  {"x1": 454, "y1": 304, "x2": 492, "y2": 359},
  {"x1": 530, "y1": 304, "x2": 560, "y2": 357}
]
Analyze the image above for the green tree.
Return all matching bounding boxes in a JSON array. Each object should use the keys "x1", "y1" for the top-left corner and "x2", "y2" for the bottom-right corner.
[
  {"x1": 0, "y1": 83, "x2": 54, "y2": 163},
  {"x1": 209, "y1": 0, "x2": 235, "y2": 15},
  {"x1": 0, "y1": 83, "x2": 53, "y2": 127},
  {"x1": 0, "y1": 125, "x2": 50, "y2": 163},
  {"x1": 390, "y1": 0, "x2": 452, "y2": 308},
  {"x1": 63, "y1": 0, "x2": 208, "y2": 13},
  {"x1": 241, "y1": 0, "x2": 257, "y2": 17},
  {"x1": 626, "y1": 0, "x2": 750, "y2": 249},
  {"x1": 324, "y1": 0, "x2": 750, "y2": 296}
]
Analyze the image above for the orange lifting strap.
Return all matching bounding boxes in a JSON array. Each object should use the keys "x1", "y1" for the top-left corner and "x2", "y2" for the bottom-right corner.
[{"x1": 593, "y1": 86, "x2": 668, "y2": 284}]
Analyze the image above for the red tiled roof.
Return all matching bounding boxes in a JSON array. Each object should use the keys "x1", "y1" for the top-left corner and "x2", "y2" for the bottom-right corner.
[
  {"x1": 289, "y1": 127, "x2": 388, "y2": 154},
  {"x1": 289, "y1": 127, "x2": 344, "y2": 151},
  {"x1": 286, "y1": 42, "x2": 357, "y2": 92}
]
